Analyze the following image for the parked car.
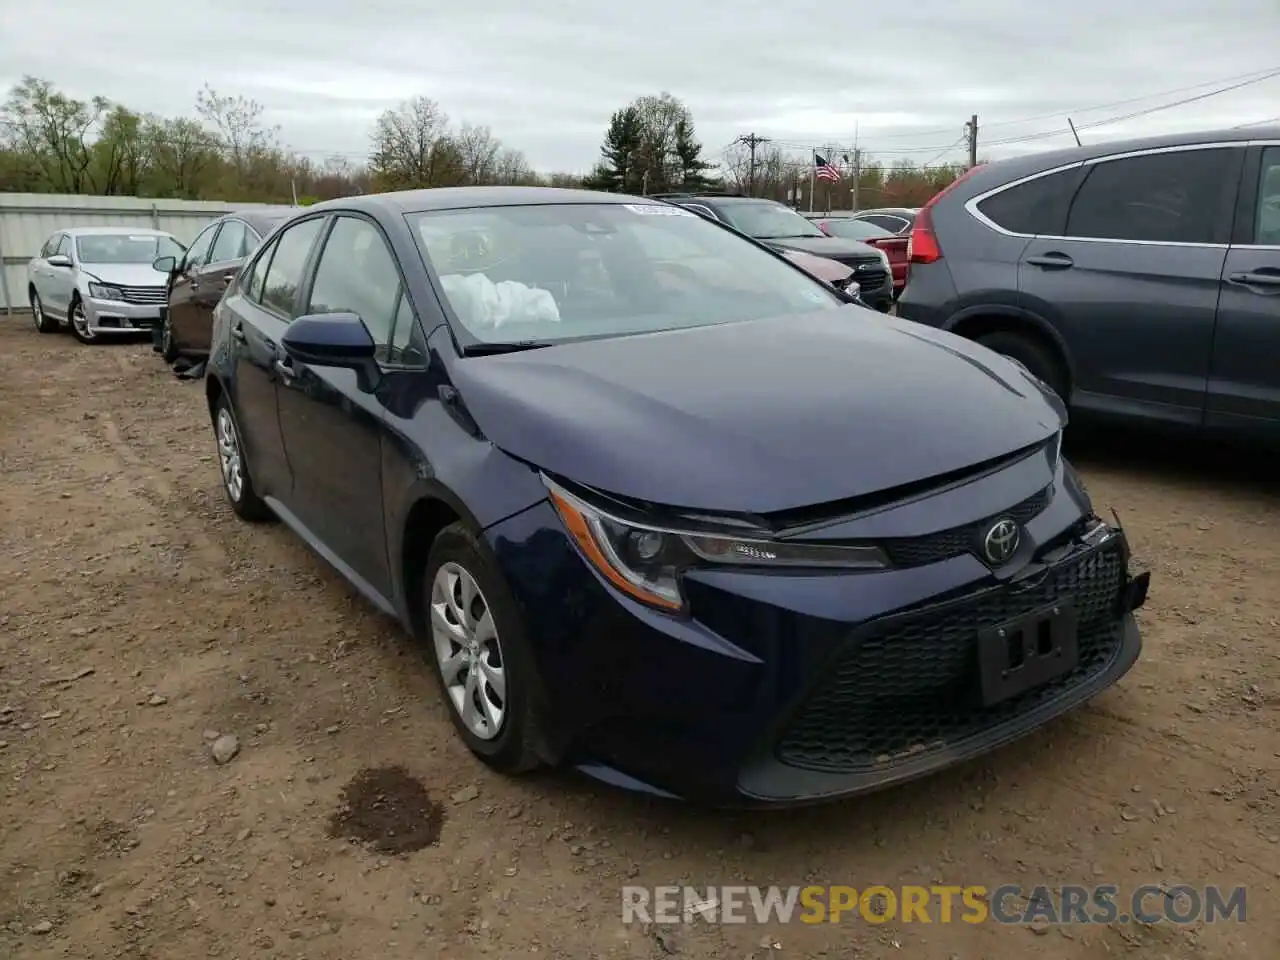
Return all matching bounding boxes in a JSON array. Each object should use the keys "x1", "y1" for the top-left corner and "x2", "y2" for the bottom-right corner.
[
  {"x1": 27, "y1": 227, "x2": 186, "y2": 343},
  {"x1": 153, "y1": 207, "x2": 296, "y2": 364},
  {"x1": 897, "y1": 126, "x2": 1280, "y2": 438},
  {"x1": 652, "y1": 193, "x2": 895, "y2": 311},
  {"x1": 204, "y1": 187, "x2": 1149, "y2": 806},
  {"x1": 809, "y1": 215, "x2": 909, "y2": 296},
  {"x1": 850, "y1": 207, "x2": 919, "y2": 234},
  {"x1": 779, "y1": 249, "x2": 859, "y2": 296}
]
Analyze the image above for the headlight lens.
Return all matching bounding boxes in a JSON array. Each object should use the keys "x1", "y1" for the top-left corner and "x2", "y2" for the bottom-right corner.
[
  {"x1": 544, "y1": 476, "x2": 888, "y2": 612},
  {"x1": 88, "y1": 283, "x2": 124, "y2": 300}
]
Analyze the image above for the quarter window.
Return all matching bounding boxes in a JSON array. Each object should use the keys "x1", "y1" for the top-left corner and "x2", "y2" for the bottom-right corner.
[
  {"x1": 306, "y1": 216, "x2": 403, "y2": 349},
  {"x1": 388, "y1": 294, "x2": 426, "y2": 366},
  {"x1": 1065, "y1": 148, "x2": 1235, "y2": 244},
  {"x1": 1254, "y1": 146, "x2": 1280, "y2": 246},
  {"x1": 209, "y1": 220, "x2": 251, "y2": 263},
  {"x1": 260, "y1": 218, "x2": 324, "y2": 316},
  {"x1": 976, "y1": 167, "x2": 1083, "y2": 235}
]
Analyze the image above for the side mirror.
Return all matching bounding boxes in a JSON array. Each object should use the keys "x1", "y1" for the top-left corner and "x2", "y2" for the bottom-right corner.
[
  {"x1": 281, "y1": 312, "x2": 380, "y2": 391},
  {"x1": 47, "y1": 254, "x2": 72, "y2": 268},
  {"x1": 153, "y1": 255, "x2": 177, "y2": 274}
]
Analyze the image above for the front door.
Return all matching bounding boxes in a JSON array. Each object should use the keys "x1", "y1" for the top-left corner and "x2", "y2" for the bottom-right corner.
[
  {"x1": 1208, "y1": 144, "x2": 1280, "y2": 435},
  {"x1": 183, "y1": 219, "x2": 254, "y2": 356},
  {"x1": 168, "y1": 222, "x2": 220, "y2": 350},
  {"x1": 275, "y1": 214, "x2": 399, "y2": 599},
  {"x1": 225, "y1": 216, "x2": 326, "y2": 499},
  {"x1": 1018, "y1": 145, "x2": 1242, "y2": 426},
  {"x1": 45, "y1": 234, "x2": 77, "y2": 317}
]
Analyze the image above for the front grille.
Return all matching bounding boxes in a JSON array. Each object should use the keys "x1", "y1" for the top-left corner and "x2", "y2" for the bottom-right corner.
[
  {"x1": 882, "y1": 486, "x2": 1051, "y2": 568},
  {"x1": 776, "y1": 540, "x2": 1127, "y2": 773},
  {"x1": 117, "y1": 285, "x2": 167, "y2": 306}
]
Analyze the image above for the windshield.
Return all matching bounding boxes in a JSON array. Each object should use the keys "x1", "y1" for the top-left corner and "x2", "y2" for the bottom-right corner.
[
  {"x1": 408, "y1": 203, "x2": 845, "y2": 346},
  {"x1": 716, "y1": 201, "x2": 826, "y2": 239},
  {"x1": 76, "y1": 233, "x2": 185, "y2": 265},
  {"x1": 822, "y1": 218, "x2": 893, "y2": 241}
]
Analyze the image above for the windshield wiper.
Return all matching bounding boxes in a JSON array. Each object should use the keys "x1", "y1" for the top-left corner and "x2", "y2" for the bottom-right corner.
[{"x1": 464, "y1": 339, "x2": 557, "y2": 356}]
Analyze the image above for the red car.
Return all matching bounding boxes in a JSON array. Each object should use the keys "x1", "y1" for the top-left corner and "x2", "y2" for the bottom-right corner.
[{"x1": 809, "y1": 216, "x2": 908, "y2": 297}]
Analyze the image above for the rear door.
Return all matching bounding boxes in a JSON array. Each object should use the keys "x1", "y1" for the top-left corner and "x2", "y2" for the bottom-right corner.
[
  {"x1": 168, "y1": 222, "x2": 221, "y2": 349},
  {"x1": 274, "y1": 213, "x2": 400, "y2": 597},
  {"x1": 1208, "y1": 143, "x2": 1280, "y2": 434},
  {"x1": 223, "y1": 216, "x2": 327, "y2": 500},
  {"x1": 1017, "y1": 145, "x2": 1243, "y2": 425}
]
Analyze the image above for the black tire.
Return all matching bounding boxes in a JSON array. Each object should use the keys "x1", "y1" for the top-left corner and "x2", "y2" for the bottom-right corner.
[
  {"x1": 30, "y1": 289, "x2": 58, "y2": 334},
  {"x1": 68, "y1": 297, "x2": 94, "y2": 344},
  {"x1": 212, "y1": 394, "x2": 273, "y2": 522},
  {"x1": 160, "y1": 314, "x2": 181, "y2": 364},
  {"x1": 422, "y1": 522, "x2": 546, "y2": 775},
  {"x1": 976, "y1": 330, "x2": 1069, "y2": 402}
]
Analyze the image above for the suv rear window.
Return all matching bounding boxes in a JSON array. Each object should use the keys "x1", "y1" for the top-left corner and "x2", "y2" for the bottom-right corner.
[{"x1": 976, "y1": 167, "x2": 1083, "y2": 235}]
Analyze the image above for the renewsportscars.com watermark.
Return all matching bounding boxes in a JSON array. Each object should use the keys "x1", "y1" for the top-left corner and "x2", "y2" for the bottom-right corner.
[{"x1": 622, "y1": 884, "x2": 1248, "y2": 926}]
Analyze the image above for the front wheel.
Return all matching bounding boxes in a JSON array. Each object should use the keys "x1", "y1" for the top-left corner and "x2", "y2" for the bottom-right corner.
[
  {"x1": 423, "y1": 522, "x2": 546, "y2": 775},
  {"x1": 160, "y1": 314, "x2": 181, "y2": 364},
  {"x1": 213, "y1": 396, "x2": 273, "y2": 522},
  {"x1": 68, "y1": 299, "x2": 95, "y2": 344}
]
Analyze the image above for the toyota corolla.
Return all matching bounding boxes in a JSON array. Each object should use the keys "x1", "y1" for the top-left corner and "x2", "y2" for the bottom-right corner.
[{"x1": 204, "y1": 187, "x2": 1150, "y2": 806}]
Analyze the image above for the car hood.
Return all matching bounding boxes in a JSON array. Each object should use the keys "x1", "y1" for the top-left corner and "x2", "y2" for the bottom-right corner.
[
  {"x1": 449, "y1": 310, "x2": 1065, "y2": 515},
  {"x1": 79, "y1": 263, "x2": 169, "y2": 286},
  {"x1": 761, "y1": 235, "x2": 881, "y2": 259}
]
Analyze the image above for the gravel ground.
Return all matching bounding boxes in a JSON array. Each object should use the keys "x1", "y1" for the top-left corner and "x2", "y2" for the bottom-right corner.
[{"x1": 0, "y1": 315, "x2": 1277, "y2": 959}]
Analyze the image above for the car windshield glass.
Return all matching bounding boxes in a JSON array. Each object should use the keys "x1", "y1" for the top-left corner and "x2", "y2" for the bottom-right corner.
[
  {"x1": 717, "y1": 202, "x2": 826, "y2": 239},
  {"x1": 408, "y1": 203, "x2": 845, "y2": 346},
  {"x1": 76, "y1": 233, "x2": 185, "y2": 264},
  {"x1": 822, "y1": 219, "x2": 893, "y2": 240}
]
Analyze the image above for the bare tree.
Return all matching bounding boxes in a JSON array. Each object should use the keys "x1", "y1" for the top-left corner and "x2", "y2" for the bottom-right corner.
[
  {"x1": 1, "y1": 76, "x2": 106, "y2": 193},
  {"x1": 195, "y1": 84, "x2": 278, "y2": 173},
  {"x1": 368, "y1": 96, "x2": 461, "y2": 189},
  {"x1": 454, "y1": 123, "x2": 503, "y2": 185}
]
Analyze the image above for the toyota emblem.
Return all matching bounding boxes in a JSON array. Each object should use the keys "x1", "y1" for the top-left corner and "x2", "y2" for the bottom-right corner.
[{"x1": 982, "y1": 518, "x2": 1020, "y2": 566}]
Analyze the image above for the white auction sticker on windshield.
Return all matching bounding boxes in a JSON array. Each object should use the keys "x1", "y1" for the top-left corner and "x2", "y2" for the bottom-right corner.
[
  {"x1": 128, "y1": 235, "x2": 155, "y2": 241},
  {"x1": 623, "y1": 204, "x2": 696, "y2": 216}
]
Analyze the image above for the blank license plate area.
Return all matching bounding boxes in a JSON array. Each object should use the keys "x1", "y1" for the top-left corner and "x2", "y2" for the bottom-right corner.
[{"x1": 977, "y1": 602, "x2": 1079, "y2": 706}]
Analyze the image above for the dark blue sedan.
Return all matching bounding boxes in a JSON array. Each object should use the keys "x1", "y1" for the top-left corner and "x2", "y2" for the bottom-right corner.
[{"x1": 204, "y1": 187, "x2": 1150, "y2": 806}]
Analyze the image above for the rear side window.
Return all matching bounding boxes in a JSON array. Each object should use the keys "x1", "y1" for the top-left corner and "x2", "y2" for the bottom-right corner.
[
  {"x1": 1255, "y1": 146, "x2": 1280, "y2": 246},
  {"x1": 976, "y1": 167, "x2": 1083, "y2": 235},
  {"x1": 260, "y1": 218, "x2": 324, "y2": 316},
  {"x1": 1065, "y1": 149, "x2": 1235, "y2": 244},
  {"x1": 209, "y1": 220, "x2": 250, "y2": 263}
]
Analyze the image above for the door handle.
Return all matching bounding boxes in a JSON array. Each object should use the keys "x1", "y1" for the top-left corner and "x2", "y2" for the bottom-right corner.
[
  {"x1": 1227, "y1": 270, "x2": 1280, "y2": 288},
  {"x1": 230, "y1": 323, "x2": 246, "y2": 342},
  {"x1": 274, "y1": 358, "x2": 295, "y2": 380},
  {"x1": 1025, "y1": 253, "x2": 1075, "y2": 269},
  {"x1": 221, "y1": 273, "x2": 235, "y2": 284}
]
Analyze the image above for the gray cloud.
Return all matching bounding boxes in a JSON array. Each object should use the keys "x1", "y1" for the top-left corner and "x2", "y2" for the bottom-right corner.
[{"x1": 2, "y1": 0, "x2": 1277, "y2": 173}]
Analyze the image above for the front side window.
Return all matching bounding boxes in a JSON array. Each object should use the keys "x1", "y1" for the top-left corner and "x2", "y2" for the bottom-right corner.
[
  {"x1": 240, "y1": 236, "x2": 277, "y2": 304},
  {"x1": 1254, "y1": 146, "x2": 1280, "y2": 246},
  {"x1": 181, "y1": 224, "x2": 219, "y2": 271},
  {"x1": 260, "y1": 218, "x2": 324, "y2": 316},
  {"x1": 715, "y1": 201, "x2": 827, "y2": 239},
  {"x1": 1065, "y1": 148, "x2": 1235, "y2": 244},
  {"x1": 408, "y1": 202, "x2": 844, "y2": 346},
  {"x1": 41, "y1": 234, "x2": 61, "y2": 258},
  {"x1": 56, "y1": 235, "x2": 73, "y2": 259},
  {"x1": 307, "y1": 216, "x2": 403, "y2": 351},
  {"x1": 76, "y1": 233, "x2": 184, "y2": 264}
]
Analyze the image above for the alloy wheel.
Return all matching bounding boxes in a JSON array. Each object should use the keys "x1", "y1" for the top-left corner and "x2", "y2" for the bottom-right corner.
[
  {"x1": 71, "y1": 302, "x2": 94, "y2": 341},
  {"x1": 215, "y1": 407, "x2": 244, "y2": 502},
  {"x1": 430, "y1": 562, "x2": 507, "y2": 740},
  {"x1": 31, "y1": 295, "x2": 43, "y2": 331}
]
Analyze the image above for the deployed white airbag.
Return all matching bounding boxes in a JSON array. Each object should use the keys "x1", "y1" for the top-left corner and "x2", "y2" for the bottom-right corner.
[{"x1": 439, "y1": 273, "x2": 561, "y2": 329}]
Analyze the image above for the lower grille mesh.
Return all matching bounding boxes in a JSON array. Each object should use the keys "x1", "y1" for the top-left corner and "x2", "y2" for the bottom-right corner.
[{"x1": 776, "y1": 541, "x2": 1127, "y2": 773}]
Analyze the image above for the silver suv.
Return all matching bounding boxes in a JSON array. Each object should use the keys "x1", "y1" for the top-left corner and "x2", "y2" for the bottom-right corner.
[{"x1": 28, "y1": 227, "x2": 186, "y2": 343}]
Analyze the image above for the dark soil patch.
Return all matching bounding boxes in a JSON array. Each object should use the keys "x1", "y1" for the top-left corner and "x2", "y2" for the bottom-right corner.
[{"x1": 326, "y1": 765, "x2": 444, "y2": 854}]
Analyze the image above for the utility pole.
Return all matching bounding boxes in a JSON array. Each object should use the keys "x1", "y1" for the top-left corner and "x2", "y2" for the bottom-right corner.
[
  {"x1": 736, "y1": 133, "x2": 770, "y2": 196},
  {"x1": 851, "y1": 121, "x2": 860, "y2": 211},
  {"x1": 965, "y1": 114, "x2": 979, "y2": 169}
]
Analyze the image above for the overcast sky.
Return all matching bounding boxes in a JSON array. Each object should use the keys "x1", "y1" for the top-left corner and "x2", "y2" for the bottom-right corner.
[{"x1": 3, "y1": 0, "x2": 1278, "y2": 173}]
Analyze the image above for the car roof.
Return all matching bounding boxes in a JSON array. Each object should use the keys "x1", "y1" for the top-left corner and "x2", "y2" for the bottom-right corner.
[
  {"x1": 959, "y1": 124, "x2": 1280, "y2": 196},
  {"x1": 64, "y1": 226, "x2": 171, "y2": 237},
  {"x1": 305, "y1": 186, "x2": 655, "y2": 216}
]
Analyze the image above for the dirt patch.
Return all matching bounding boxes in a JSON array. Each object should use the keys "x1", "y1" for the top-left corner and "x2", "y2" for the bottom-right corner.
[
  {"x1": 328, "y1": 765, "x2": 445, "y2": 854},
  {"x1": 0, "y1": 318, "x2": 1277, "y2": 959}
]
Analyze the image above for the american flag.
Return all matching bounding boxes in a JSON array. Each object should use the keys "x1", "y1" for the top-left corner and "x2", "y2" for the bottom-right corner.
[{"x1": 814, "y1": 153, "x2": 841, "y2": 182}]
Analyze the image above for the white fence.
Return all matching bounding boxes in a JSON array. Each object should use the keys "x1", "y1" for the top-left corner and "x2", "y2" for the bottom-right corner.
[{"x1": 0, "y1": 193, "x2": 279, "y2": 314}]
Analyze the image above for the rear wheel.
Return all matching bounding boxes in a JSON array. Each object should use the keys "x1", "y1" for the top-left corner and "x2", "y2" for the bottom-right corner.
[
  {"x1": 423, "y1": 522, "x2": 545, "y2": 775},
  {"x1": 30, "y1": 290, "x2": 58, "y2": 334},
  {"x1": 976, "y1": 330, "x2": 1069, "y2": 402}
]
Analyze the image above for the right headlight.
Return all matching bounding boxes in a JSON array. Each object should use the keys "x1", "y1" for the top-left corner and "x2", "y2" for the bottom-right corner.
[{"x1": 543, "y1": 476, "x2": 888, "y2": 612}]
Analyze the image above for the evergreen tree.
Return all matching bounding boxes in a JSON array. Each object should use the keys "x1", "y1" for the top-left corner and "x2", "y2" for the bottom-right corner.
[
  {"x1": 595, "y1": 106, "x2": 643, "y2": 192},
  {"x1": 673, "y1": 116, "x2": 717, "y2": 190}
]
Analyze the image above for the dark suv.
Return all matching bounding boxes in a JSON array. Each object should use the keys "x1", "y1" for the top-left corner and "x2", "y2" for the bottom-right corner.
[
  {"x1": 897, "y1": 127, "x2": 1280, "y2": 440},
  {"x1": 655, "y1": 193, "x2": 895, "y2": 311}
]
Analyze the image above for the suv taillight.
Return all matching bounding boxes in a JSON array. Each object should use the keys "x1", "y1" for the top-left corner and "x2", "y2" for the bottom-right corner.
[{"x1": 907, "y1": 164, "x2": 986, "y2": 265}]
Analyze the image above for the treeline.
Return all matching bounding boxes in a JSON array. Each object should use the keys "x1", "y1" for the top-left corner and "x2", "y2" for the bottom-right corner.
[{"x1": 0, "y1": 77, "x2": 581, "y2": 204}]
